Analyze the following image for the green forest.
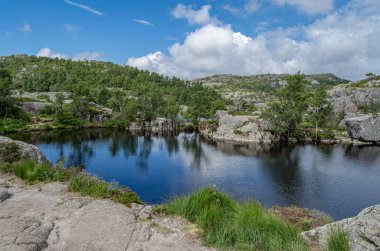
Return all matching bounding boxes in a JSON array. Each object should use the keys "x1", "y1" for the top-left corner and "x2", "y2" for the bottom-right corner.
[{"x1": 0, "y1": 55, "x2": 227, "y2": 129}]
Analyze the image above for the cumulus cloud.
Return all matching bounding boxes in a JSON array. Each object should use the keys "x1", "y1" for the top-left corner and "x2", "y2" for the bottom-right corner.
[
  {"x1": 37, "y1": 48, "x2": 103, "y2": 61},
  {"x1": 128, "y1": 1, "x2": 380, "y2": 80},
  {"x1": 272, "y1": 0, "x2": 334, "y2": 14},
  {"x1": 37, "y1": 48, "x2": 67, "y2": 59},
  {"x1": 63, "y1": 0, "x2": 103, "y2": 16},
  {"x1": 171, "y1": 4, "x2": 219, "y2": 25},
  {"x1": 19, "y1": 22, "x2": 32, "y2": 33},
  {"x1": 72, "y1": 52, "x2": 103, "y2": 61}
]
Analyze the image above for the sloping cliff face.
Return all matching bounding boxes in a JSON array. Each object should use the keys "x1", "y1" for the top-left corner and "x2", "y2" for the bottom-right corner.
[
  {"x1": 302, "y1": 205, "x2": 380, "y2": 251},
  {"x1": 199, "y1": 111, "x2": 279, "y2": 143},
  {"x1": 330, "y1": 78, "x2": 380, "y2": 114}
]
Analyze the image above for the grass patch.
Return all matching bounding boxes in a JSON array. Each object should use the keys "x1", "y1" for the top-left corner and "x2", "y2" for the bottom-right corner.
[
  {"x1": 159, "y1": 186, "x2": 307, "y2": 250},
  {"x1": 0, "y1": 118, "x2": 28, "y2": 133},
  {"x1": 327, "y1": 228, "x2": 350, "y2": 251},
  {"x1": 68, "y1": 174, "x2": 141, "y2": 206},
  {"x1": 0, "y1": 160, "x2": 142, "y2": 206}
]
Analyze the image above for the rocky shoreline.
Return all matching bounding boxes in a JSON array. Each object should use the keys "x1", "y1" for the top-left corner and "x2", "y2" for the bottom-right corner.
[{"x1": 0, "y1": 173, "x2": 212, "y2": 251}]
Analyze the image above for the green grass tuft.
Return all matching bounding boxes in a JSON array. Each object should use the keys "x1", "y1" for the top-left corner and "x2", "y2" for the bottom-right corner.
[
  {"x1": 68, "y1": 174, "x2": 141, "y2": 206},
  {"x1": 161, "y1": 186, "x2": 307, "y2": 251},
  {"x1": 0, "y1": 160, "x2": 142, "y2": 206},
  {"x1": 327, "y1": 228, "x2": 350, "y2": 251}
]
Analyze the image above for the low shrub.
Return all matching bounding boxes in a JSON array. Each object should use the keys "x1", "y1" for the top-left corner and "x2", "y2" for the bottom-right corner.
[
  {"x1": 327, "y1": 228, "x2": 350, "y2": 251},
  {"x1": 0, "y1": 142, "x2": 21, "y2": 163}
]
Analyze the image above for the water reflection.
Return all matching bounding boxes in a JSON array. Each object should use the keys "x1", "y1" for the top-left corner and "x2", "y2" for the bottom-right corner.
[{"x1": 7, "y1": 129, "x2": 380, "y2": 219}]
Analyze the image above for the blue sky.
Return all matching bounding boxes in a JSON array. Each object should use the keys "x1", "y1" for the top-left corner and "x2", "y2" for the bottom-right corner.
[{"x1": 1, "y1": 0, "x2": 379, "y2": 80}]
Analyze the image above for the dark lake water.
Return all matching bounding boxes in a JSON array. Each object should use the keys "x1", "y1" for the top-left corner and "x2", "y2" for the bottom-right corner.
[{"x1": 7, "y1": 128, "x2": 380, "y2": 220}]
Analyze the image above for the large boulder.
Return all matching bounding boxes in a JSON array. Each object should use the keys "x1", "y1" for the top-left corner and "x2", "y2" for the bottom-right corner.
[
  {"x1": 0, "y1": 136, "x2": 50, "y2": 163},
  {"x1": 344, "y1": 115, "x2": 380, "y2": 143},
  {"x1": 302, "y1": 205, "x2": 380, "y2": 251}
]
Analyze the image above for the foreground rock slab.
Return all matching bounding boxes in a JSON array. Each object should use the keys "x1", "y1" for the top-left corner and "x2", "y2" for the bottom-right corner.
[
  {"x1": 302, "y1": 205, "x2": 380, "y2": 251},
  {"x1": 0, "y1": 174, "x2": 213, "y2": 251}
]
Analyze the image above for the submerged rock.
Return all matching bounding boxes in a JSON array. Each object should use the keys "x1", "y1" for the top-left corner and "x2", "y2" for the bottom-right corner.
[
  {"x1": 302, "y1": 205, "x2": 380, "y2": 250},
  {"x1": 344, "y1": 115, "x2": 380, "y2": 143},
  {"x1": 0, "y1": 136, "x2": 50, "y2": 163}
]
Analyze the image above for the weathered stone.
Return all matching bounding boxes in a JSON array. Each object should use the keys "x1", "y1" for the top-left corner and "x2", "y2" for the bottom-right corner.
[
  {"x1": 344, "y1": 115, "x2": 380, "y2": 143},
  {"x1": 0, "y1": 136, "x2": 50, "y2": 164},
  {"x1": 0, "y1": 173, "x2": 213, "y2": 251},
  {"x1": 0, "y1": 187, "x2": 9, "y2": 202},
  {"x1": 200, "y1": 111, "x2": 279, "y2": 143},
  {"x1": 302, "y1": 205, "x2": 380, "y2": 251},
  {"x1": 330, "y1": 87, "x2": 380, "y2": 113},
  {"x1": 18, "y1": 101, "x2": 48, "y2": 114}
]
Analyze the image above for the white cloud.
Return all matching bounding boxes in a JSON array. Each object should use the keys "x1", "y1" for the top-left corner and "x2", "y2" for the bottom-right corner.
[
  {"x1": 72, "y1": 52, "x2": 103, "y2": 61},
  {"x1": 37, "y1": 48, "x2": 67, "y2": 59},
  {"x1": 19, "y1": 22, "x2": 32, "y2": 33},
  {"x1": 37, "y1": 48, "x2": 103, "y2": 61},
  {"x1": 171, "y1": 4, "x2": 219, "y2": 25},
  {"x1": 64, "y1": 23, "x2": 81, "y2": 33},
  {"x1": 222, "y1": 0, "x2": 261, "y2": 15},
  {"x1": 127, "y1": 1, "x2": 380, "y2": 81},
  {"x1": 272, "y1": 0, "x2": 334, "y2": 14},
  {"x1": 133, "y1": 19, "x2": 154, "y2": 26},
  {"x1": 63, "y1": 0, "x2": 103, "y2": 16},
  {"x1": 244, "y1": 0, "x2": 261, "y2": 14}
]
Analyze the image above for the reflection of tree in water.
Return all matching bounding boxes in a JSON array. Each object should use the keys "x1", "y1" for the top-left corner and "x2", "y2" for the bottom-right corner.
[
  {"x1": 108, "y1": 131, "x2": 138, "y2": 157},
  {"x1": 260, "y1": 145, "x2": 303, "y2": 204},
  {"x1": 165, "y1": 135, "x2": 179, "y2": 156},
  {"x1": 181, "y1": 134, "x2": 209, "y2": 169},
  {"x1": 136, "y1": 135, "x2": 152, "y2": 170}
]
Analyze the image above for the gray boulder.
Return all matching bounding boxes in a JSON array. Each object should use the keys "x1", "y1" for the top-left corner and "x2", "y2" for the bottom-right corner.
[
  {"x1": 0, "y1": 136, "x2": 50, "y2": 163},
  {"x1": 302, "y1": 205, "x2": 380, "y2": 251},
  {"x1": 19, "y1": 101, "x2": 48, "y2": 114},
  {"x1": 344, "y1": 115, "x2": 380, "y2": 143},
  {"x1": 0, "y1": 187, "x2": 9, "y2": 202}
]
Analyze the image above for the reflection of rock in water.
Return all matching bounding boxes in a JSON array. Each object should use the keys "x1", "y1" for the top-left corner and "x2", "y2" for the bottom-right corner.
[
  {"x1": 344, "y1": 144, "x2": 380, "y2": 163},
  {"x1": 202, "y1": 138, "x2": 284, "y2": 159}
]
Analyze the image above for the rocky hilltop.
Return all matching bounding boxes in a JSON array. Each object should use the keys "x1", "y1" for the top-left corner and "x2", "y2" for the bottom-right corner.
[{"x1": 199, "y1": 74, "x2": 380, "y2": 144}]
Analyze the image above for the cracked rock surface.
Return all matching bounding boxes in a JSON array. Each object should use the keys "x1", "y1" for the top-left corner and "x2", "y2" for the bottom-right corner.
[
  {"x1": 302, "y1": 205, "x2": 380, "y2": 251},
  {"x1": 0, "y1": 173, "x2": 213, "y2": 251}
]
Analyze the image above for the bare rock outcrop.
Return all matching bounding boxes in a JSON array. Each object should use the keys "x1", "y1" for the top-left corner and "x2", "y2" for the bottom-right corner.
[
  {"x1": 200, "y1": 111, "x2": 279, "y2": 143},
  {"x1": 330, "y1": 84, "x2": 380, "y2": 114},
  {"x1": 0, "y1": 136, "x2": 50, "y2": 164},
  {"x1": 0, "y1": 174, "x2": 212, "y2": 251},
  {"x1": 344, "y1": 115, "x2": 380, "y2": 143},
  {"x1": 302, "y1": 205, "x2": 380, "y2": 251}
]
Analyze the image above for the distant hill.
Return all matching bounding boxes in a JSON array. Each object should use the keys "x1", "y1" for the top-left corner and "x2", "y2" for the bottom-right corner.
[{"x1": 193, "y1": 73, "x2": 349, "y2": 88}]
